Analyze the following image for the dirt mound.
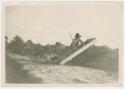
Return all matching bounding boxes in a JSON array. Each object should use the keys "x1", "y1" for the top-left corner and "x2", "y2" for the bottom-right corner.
[{"x1": 66, "y1": 46, "x2": 118, "y2": 72}]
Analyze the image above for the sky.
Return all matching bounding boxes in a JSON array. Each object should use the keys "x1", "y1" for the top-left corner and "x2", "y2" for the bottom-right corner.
[{"x1": 5, "y1": 2, "x2": 122, "y2": 49}]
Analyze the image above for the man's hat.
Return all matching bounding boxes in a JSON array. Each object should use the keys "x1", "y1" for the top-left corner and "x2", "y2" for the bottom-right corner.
[{"x1": 75, "y1": 33, "x2": 81, "y2": 38}]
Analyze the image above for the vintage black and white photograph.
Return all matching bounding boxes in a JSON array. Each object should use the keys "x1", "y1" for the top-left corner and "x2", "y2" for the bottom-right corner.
[{"x1": 3, "y1": 1, "x2": 122, "y2": 86}]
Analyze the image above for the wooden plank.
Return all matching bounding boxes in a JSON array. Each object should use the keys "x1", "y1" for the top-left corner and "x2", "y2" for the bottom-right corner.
[{"x1": 60, "y1": 39, "x2": 97, "y2": 65}]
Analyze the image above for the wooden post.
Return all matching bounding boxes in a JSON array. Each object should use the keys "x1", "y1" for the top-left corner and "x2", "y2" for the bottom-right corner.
[{"x1": 60, "y1": 39, "x2": 97, "y2": 65}]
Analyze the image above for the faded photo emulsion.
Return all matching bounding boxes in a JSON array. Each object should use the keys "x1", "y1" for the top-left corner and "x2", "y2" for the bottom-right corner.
[{"x1": 3, "y1": 1, "x2": 123, "y2": 86}]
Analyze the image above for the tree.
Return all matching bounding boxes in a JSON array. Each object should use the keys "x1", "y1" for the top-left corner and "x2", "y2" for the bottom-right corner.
[
  {"x1": 23, "y1": 40, "x2": 45, "y2": 58},
  {"x1": 33, "y1": 43, "x2": 44, "y2": 58},
  {"x1": 23, "y1": 40, "x2": 35, "y2": 56},
  {"x1": 8, "y1": 35, "x2": 25, "y2": 54}
]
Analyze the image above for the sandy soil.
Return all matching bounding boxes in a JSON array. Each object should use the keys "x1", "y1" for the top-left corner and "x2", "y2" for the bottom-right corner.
[{"x1": 16, "y1": 60, "x2": 118, "y2": 84}]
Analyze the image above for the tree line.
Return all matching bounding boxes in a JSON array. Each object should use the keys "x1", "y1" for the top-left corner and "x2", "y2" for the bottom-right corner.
[{"x1": 5, "y1": 35, "x2": 45, "y2": 57}]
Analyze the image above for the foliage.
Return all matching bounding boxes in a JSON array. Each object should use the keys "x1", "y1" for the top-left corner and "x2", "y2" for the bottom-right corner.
[
  {"x1": 8, "y1": 35, "x2": 25, "y2": 54},
  {"x1": 7, "y1": 36, "x2": 44, "y2": 57}
]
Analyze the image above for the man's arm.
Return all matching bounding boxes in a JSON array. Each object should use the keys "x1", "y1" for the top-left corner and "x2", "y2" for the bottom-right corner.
[{"x1": 79, "y1": 39, "x2": 84, "y2": 46}]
